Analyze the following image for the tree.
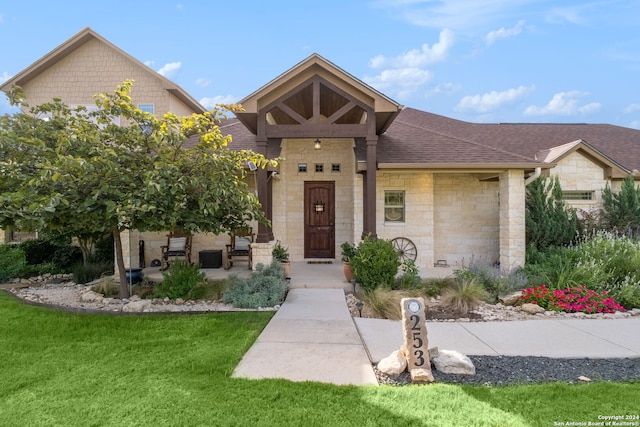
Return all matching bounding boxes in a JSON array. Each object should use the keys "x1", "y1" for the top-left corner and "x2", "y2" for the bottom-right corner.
[
  {"x1": 0, "y1": 81, "x2": 276, "y2": 297},
  {"x1": 525, "y1": 176, "x2": 577, "y2": 250},
  {"x1": 602, "y1": 175, "x2": 640, "y2": 234}
]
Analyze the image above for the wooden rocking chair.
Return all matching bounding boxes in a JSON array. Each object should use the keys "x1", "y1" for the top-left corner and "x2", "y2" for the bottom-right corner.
[
  {"x1": 224, "y1": 228, "x2": 254, "y2": 270},
  {"x1": 160, "y1": 231, "x2": 192, "y2": 271}
]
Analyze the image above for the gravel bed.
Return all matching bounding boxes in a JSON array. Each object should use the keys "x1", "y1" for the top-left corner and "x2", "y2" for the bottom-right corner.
[{"x1": 375, "y1": 356, "x2": 640, "y2": 386}]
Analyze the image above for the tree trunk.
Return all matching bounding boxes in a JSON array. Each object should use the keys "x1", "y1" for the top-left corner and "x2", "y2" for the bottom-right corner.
[{"x1": 112, "y1": 227, "x2": 130, "y2": 299}]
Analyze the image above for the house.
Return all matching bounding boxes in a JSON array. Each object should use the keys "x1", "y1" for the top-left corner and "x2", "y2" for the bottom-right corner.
[
  {"x1": 0, "y1": 27, "x2": 205, "y2": 245},
  {"x1": 3, "y1": 28, "x2": 640, "y2": 273}
]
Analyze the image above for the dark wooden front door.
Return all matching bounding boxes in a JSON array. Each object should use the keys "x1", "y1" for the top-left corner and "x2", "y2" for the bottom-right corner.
[{"x1": 304, "y1": 181, "x2": 335, "y2": 258}]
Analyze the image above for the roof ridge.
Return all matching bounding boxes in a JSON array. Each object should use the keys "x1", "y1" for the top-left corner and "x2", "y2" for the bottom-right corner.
[{"x1": 394, "y1": 113, "x2": 539, "y2": 163}]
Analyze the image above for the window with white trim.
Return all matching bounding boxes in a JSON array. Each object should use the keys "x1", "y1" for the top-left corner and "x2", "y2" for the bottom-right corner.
[{"x1": 384, "y1": 191, "x2": 405, "y2": 222}]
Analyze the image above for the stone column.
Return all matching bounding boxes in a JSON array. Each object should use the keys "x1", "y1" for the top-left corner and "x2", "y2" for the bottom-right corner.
[{"x1": 499, "y1": 170, "x2": 526, "y2": 269}]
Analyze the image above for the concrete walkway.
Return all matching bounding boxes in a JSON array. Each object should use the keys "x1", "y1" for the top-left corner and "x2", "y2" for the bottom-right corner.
[
  {"x1": 356, "y1": 317, "x2": 640, "y2": 363},
  {"x1": 228, "y1": 262, "x2": 640, "y2": 386},
  {"x1": 232, "y1": 288, "x2": 378, "y2": 385}
]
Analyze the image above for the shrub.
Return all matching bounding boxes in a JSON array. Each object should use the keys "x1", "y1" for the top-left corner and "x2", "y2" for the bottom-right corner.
[
  {"x1": 91, "y1": 234, "x2": 114, "y2": 264},
  {"x1": 359, "y1": 288, "x2": 405, "y2": 320},
  {"x1": 351, "y1": 236, "x2": 400, "y2": 292},
  {"x1": 455, "y1": 260, "x2": 526, "y2": 303},
  {"x1": 526, "y1": 176, "x2": 577, "y2": 250},
  {"x1": 73, "y1": 262, "x2": 113, "y2": 284},
  {"x1": 422, "y1": 277, "x2": 455, "y2": 297},
  {"x1": 441, "y1": 279, "x2": 486, "y2": 315},
  {"x1": 222, "y1": 262, "x2": 287, "y2": 308},
  {"x1": 155, "y1": 261, "x2": 207, "y2": 300},
  {"x1": 0, "y1": 245, "x2": 27, "y2": 282},
  {"x1": 340, "y1": 241, "x2": 358, "y2": 263},
  {"x1": 394, "y1": 258, "x2": 422, "y2": 290},
  {"x1": 51, "y1": 245, "x2": 83, "y2": 272},
  {"x1": 18, "y1": 238, "x2": 58, "y2": 265}
]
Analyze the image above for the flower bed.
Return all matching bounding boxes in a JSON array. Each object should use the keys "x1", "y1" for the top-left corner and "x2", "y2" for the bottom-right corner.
[{"x1": 522, "y1": 285, "x2": 626, "y2": 314}]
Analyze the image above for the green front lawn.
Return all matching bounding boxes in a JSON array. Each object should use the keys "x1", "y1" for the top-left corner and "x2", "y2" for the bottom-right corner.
[{"x1": 0, "y1": 292, "x2": 637, "y2": 426}]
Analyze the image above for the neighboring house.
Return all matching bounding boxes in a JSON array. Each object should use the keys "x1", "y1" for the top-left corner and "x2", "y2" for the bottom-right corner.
[
  {"x1": 0, "y1": 27, "x2": 205, "y2": 247},
  {"x1": 3, "y1": 28, "x2": 640, "y2": 273}
]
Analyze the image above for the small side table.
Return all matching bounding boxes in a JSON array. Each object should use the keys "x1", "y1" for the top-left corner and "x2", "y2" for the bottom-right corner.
[{"x1": 199, "y1": 250, "x2": 222, "y2": 269}]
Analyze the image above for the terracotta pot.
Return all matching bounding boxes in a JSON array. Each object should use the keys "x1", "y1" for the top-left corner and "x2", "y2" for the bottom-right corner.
[
  {"x1": 343, "y1": 262, "x2": 353, "y2": 282},
  {"x1": 281, "y1": 261, "x2": 291, "y2": 279}
]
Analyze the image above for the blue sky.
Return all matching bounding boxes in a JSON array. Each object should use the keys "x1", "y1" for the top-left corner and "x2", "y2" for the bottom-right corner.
[{"x1": 1, "y1": 0, "x2": 639, "y2": 128}]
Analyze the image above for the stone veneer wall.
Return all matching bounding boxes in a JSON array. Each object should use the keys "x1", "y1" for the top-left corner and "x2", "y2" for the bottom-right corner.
[
  {"x1": 433, "y1": 174, "x2": 499, "y2": 267},
  {"x1": 272, "y1": 138, "x2": 356, "y2": 261},
  {"x1": 551, "y1": 151, "x2": 612, "y2": 214},
  {"x1": 376, "y1": 171, "x2": 435, "y2": 268},
  {"x1": 499, "y1": 170, "x2": 525, "y2": 269}
]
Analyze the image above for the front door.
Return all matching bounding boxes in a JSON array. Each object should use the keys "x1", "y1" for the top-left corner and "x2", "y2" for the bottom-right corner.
[{"x1": 304, "y1": 181, "x2": 335, "y2": 258}]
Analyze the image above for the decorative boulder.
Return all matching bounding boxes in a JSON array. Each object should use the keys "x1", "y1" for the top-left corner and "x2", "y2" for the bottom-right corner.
[
  {"x1": 122, "y1": 300, "x2": 152, "y2": 313},
  {"x1": 431, "y1": 349, "x2": 476, "y2": 375},
  {"x1": 377, "y1": 350, "x2": 407, "y2": 377},
  {"x1": 80, "y1": 290, "x2": 103, "y2": 303},
  {"x1": 521, "y1": 303, "x2": 545, "y2": 314},
  {"x1": 499, "y1": 291, "x2": 523, "y2": 306}
]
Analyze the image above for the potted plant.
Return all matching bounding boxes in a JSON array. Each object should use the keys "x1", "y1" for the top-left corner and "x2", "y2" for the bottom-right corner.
[
  {"x1": 272, "y1": 240, "x2": 290, "y2": 279},
  {"x1": 340, "y1": 241, "x2": 358, "y2": 282}
]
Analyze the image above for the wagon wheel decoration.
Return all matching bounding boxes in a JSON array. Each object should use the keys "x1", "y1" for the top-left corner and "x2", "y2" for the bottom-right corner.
[{"x1": 391, "y1": 237, "x2": 417, "y2": 263}]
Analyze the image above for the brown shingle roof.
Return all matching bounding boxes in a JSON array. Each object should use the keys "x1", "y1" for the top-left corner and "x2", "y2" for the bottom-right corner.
[{"x1": 390, "y1": 108, "x2": 640, "y2": 171}]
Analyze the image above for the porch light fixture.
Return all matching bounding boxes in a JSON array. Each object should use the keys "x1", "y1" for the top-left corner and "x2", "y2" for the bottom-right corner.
[
  {"x1": 314, "y1": 201, "x2": 325, "y2": 213},
  {"x1": 314, "y1": 138, "x2": 321, "y2": 150}
]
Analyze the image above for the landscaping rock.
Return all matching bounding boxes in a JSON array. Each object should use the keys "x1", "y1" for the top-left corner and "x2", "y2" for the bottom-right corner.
[
  {"x1": 520, "y1": 303, "x2": 545, "y2": 314},
  {"x1": 80, "y1": 290, "x2": 103, "y2": 303},
  {"x1": 122, "y1": 300, "x2": 152, "y2": 312},
  {"x1": 377, "y1": 350, "x2": 407, "y2": 377},
  {"x1": 432, "y1": 349, "x2": 476, "y2": 375},
  {"x1": 499, "y1": 292, "x2": 522, "y2": 306}
]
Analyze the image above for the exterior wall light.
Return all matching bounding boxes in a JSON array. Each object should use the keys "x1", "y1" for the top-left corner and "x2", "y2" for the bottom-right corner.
[{"x1": 314, "y1": 138, "x2": 321, "y2": 150}]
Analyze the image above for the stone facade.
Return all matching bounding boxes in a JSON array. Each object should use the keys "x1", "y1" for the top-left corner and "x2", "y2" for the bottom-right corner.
[{"x1": 499, "y1": 170, "x2": 526, "y2": 269}]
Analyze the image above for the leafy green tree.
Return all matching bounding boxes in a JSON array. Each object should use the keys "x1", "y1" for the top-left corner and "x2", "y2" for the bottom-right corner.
[
  {"x1": 602, "y1": 175, "x2": 640, "y2": 233},
  {"x1": 525, "y1": 176, "x2": 577, "y2": 250},
  {"x1": 0, "y1": 81, "x2": 276, "y2": 297}
]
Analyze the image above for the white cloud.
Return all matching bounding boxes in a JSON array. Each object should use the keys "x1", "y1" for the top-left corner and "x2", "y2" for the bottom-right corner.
[
  {"x1": 1, "y1": 71, "x2": 11, "y2": 83},
  {"x1": 200, "y1": 95, "x2": 238, "y2": 109},
  {"x1": 157, "y1": 61, "x2": 181, "y2": 78},
  {"x1": 524, "y1": 91, "x2": 601, "y2": 116},
  {"x1": 370, "y1": 29, "x2": 455, "y2": 69},
  {"x1": 194, "y1": 78, "x2": 211, "y2": 88},
  {"x1": 455, "y1": 85, "x2": 533, "y2": 113},
  {"x1": 624, "y1": 104, "x2": 640, "y2": 113},
  {"x1": 485, "y1": 20, "x2": 525, "y2": 45},
  {"x1": 363, "y1": 68, "x2": 433, "y2": 100},
  {"x1": 427, "y1": 82, "x2": 461, "y2": 97},
  {"x1": 629, "y1": 120, "x2": 640, "y2": 130},
  {"x1": 375, "y1": 0, "x2": 535, "y2": 31}
]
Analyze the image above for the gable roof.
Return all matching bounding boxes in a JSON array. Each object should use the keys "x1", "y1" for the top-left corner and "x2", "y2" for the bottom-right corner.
[
  {"x1": 235, "y1": 53, "x2": 403, "y2": 136},
  {"x1": 0, "y1": 27, "x2": 205, "y2": 114}
]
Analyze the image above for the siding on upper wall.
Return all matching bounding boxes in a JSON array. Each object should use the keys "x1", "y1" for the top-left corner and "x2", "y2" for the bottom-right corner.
[{"x1": 21, "y1": 38, "x2": 181, "y2": 117}]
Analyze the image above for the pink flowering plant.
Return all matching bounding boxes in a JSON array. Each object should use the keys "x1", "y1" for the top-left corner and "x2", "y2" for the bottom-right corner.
[{"x1": 521, "y1": 285, "x2": 626, "y2": 314}]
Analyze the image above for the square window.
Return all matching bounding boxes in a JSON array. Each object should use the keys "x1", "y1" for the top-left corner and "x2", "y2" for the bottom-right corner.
[
  {"x1": 384, "y1": 191, "x2": 405, "y2": 222},
  {"x1": 298, "y1": 163, "x2": 307, "y2": 173},
  {"x1": 315, "y1": 164, "x2": 324, "y2": 173},
  {"x1": 331, "y1": 164, "x2": 341, "y2": 173}
]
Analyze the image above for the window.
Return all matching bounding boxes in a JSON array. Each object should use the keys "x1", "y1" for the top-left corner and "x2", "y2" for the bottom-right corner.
[
  {"x1": 563, "y1": 191, "x2": 594, "y2": 201},
  {"x1": 384, "y1": 191, "x2": 405, "y2": 222},
  {"x1": 298, "y1": 163, "x2": 308, "y2": 173},
  {"x1": 137, "y1": 104, "x2": 155, "y2": 114},
  {"x1": 315, "y1": 164, "x2": 324, "y2": 173},
  {"x1": 331, "y1": 164, "x2": 341, "y2": 173}
]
